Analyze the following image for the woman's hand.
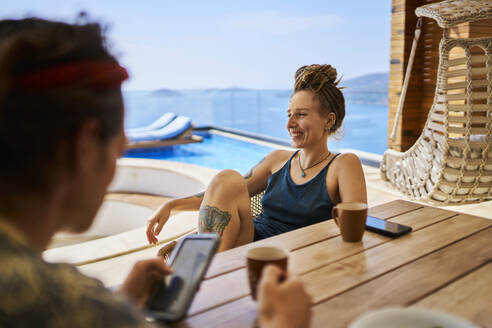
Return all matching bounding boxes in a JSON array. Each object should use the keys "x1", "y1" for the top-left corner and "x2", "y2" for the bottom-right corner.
[
  {"x1": 119, "y1": 258, "x2": 173, "y2": 309},
  {"x1": 258, "y1": 265, "x2": 312, "y2": 328},
  {"x1": 146, "y1": 203, "x2": 172, "y2": 244}
]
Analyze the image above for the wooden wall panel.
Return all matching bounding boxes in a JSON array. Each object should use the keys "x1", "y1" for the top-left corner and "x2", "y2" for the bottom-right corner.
[{"x1": 388, "y1": 0, "x2": 441, "y2": 152}]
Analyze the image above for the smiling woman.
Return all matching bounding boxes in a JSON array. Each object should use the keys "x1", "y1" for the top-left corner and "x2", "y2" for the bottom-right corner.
[{"x1": 147, "y1": 63, "x2": 367, "y2": 253}]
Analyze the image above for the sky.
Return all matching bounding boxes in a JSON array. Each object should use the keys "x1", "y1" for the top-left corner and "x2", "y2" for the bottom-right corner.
[{"x1": 2, "y1": 0, "x2": 391, "y2": 91}]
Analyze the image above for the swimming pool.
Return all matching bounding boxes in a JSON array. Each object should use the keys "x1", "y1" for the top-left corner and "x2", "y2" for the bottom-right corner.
[
  {"x1": 124, "y1": 131, "x2": 276, "y2": 175},
  {"x1": 124, "y1": 90, "x2": 388, "y2": 155}
]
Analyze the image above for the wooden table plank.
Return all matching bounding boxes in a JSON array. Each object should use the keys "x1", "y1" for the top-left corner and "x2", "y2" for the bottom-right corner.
[
  {"x1": 205, "y1": 219, "x2": 342, "y2": 279},
  {"x1": 310, "y1": 228, "x2": 492, "y2": 328},
  {"x1": 187, "y1": 206, "x2": 458, "y2": 316},
  {"x1": 188, "y1": 230, "x2": 384, "y2": 316},
  {"x1": 205, "y1": 200, "x2": 429, "y2": 279},
  {"x1": 412, "y1": 262, "x2": 492, "y2": 327},
  {"x1": 189, "y1": 268, "x2": 250, "y2": 316},
  {"x1": 367, "y1": 199, "x2": 422, "y2": 219},
  {"x1": 171, "y1": 296, "x2": 256, "y2": 328},
  {"x1": 385, "y1": 205, "x2": 458, "y2": 227},
  {"x1": 173, "y1": 203, "x2": 491, "y2": 328},
  {"x1": 302, "y1": 215, "x2": 490, "y2": 304},
  {"x1": 178, "y1": 226, "x2": 492, "y2": 328},
  {"x1": 292, "y1": 205, "x2": 456, "y2": 275}
]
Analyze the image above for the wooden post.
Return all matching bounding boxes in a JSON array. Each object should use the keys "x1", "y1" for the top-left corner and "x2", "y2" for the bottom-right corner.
[{"x1": 389, "y1": 0, "x2": 441, "y2": 151}]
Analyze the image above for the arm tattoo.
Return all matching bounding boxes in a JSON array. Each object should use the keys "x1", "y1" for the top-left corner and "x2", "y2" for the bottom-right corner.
[
  {"x1": 244, "y1": 157, "x2": 266, "y2": 180},
  {"x1": 198, "y1": 205, "x2": 231, "y2": 237}
]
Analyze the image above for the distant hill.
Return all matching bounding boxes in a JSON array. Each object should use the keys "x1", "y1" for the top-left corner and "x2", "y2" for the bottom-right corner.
[
  {"x1": 148, "y1": 72, "x2": 389, "y2": 104},
  {"x1": 342, "y1": 72, "x2": 388, "y2": 94},
  {"x1": 342, "y1": 72, "x2": 388, "y2": 104},
  {"x1": 274, "y1": 72, "x2": 389, "y2": 104},
  {"x1": 152, "y1": 88, "x2": 182, "y2": 96},
  {"x1": 204, "y1": 87, "x2": 249, "y2": 93}
]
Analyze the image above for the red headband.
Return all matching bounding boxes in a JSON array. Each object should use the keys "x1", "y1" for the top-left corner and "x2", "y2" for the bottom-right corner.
[{"x1": 13, "y1": 60, "x2": 129, "y2": 90}]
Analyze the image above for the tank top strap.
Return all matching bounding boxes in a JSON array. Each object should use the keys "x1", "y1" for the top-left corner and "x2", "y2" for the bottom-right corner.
[
  {"x1": 318, "y1": 152, "x2": 340, "y2": 175},
  {"x1": 284, "y1": 150, "x2": 300, "y2": 171},
  {"x1": 290, "y1": 150, "x2": 300, "y2": 161},
  {"x1": 326, "y1": 152, "x2": 340, "y2": 168}
]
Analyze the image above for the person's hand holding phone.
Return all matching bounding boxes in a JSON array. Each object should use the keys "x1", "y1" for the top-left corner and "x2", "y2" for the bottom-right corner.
[
  {"x1": 145, "y1": 234, "x2": 220, "y2": 321},
  {"x1": 119, "y1": 258, "x2": 173, "y2": 309},
  {"x1": 257, "y1": 265, "x2": 311, "y2": 328}
]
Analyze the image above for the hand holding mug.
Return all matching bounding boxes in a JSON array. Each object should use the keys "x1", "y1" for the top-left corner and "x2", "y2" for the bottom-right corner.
[
  {"x1": 257, "y1": 265, "x2": 311, "y2": 328},
  {"x1": 246, "y1": 246, "x2": 288, "y2": 300}
]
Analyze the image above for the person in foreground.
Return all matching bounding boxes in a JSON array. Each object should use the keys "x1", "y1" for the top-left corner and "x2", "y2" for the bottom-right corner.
[
  {"x1": 0, "y1": 17, "x2": 311, "y2": 328},
  {"x1": 147, "y1": 64, "x2": 367, "y2": 252}
]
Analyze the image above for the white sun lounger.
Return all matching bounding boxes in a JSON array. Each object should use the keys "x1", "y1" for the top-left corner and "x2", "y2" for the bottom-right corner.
[
  {"x1": 126, "y1": 116, "x2": 203, "y2": 149},
  {"x1": 128, "y1": 116, "x2": 192, "y2": 142},
  {"x1": 126, "y1": 112, "x2": 177, "y2": 135}
]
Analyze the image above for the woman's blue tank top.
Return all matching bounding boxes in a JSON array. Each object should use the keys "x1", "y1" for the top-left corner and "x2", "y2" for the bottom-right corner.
[{"x1": 254, "y1": 150, "x2": 339, "y2": 240}]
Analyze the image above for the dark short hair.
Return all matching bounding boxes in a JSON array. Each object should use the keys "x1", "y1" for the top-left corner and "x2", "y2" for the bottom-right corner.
[{"x1": 0, "y1": 17, "x2": 124, "y2": 201}]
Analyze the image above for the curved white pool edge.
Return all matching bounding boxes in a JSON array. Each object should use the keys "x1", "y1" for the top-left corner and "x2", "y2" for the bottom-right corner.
[
  {"x1": 109, "y1": 157, "x2": 219, "y2": 198},
  {"x1": 53, "y1": 201, "x2": 155, "y2": 239},
  {"x1": 44, "y1": 212, "x2": 199, "y2": 266},
  {"x1": 43, "y1": 159, "x2": 218, "y2": 266}
]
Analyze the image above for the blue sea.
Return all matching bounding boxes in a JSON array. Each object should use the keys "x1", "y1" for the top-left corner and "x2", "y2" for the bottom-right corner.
[{"x1": 123, "y1": 89, "x2": 388, "y2": 154}]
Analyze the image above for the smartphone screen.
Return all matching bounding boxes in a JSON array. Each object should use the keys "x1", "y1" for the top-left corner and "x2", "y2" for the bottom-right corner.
[
  {"x1": 366, "y1": 216, "x2": 412, "y2": 237},
  {"x1": 147, "y1": 235, "x2": 219, "y2": 320}
]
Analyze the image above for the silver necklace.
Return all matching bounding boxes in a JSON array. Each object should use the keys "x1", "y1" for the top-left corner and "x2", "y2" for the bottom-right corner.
[{"x1": 298, "y1": 151, "x2": 331, "y2": 178}]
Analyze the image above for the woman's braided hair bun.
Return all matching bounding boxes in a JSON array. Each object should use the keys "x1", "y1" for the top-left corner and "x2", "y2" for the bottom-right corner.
[
  {"x1": 294, "y1": 64, "x2": 340, "y2": 91},
  {"x1": 293, "y1": 64, "x2": 345, "y2": 134}
]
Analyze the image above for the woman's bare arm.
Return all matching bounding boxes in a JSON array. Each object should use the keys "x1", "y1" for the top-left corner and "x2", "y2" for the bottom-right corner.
[
  {"x1": 334, "y1": 153, "x2": 367, "y2": 204},
  {"x1": 146, "y1": 192, "x2": 204, "y2": 244},
  {"x1": 166, "y1": 191, "x2": 205, "y2": 211},
  {"x1": 243, "y1": 150, "x2": 292, "y2": 197}
]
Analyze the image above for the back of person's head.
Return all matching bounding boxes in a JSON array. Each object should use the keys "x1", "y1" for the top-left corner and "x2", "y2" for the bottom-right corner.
[
  {"x1": 0, "y1": 17, "x2": 128, "y2": 208},
  {"x1": 293, "y1": 64, "x2": 345, "y2": 134}
]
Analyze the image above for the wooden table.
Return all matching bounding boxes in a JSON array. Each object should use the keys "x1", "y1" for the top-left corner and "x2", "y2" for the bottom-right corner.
[{"x1": 171, "y1": 200, "x2": 492, "y2": 328}]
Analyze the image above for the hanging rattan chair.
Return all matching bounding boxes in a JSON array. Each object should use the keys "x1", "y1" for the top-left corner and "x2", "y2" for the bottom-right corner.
[{"x1": 380, "y1": 0, "x2": 492, "y2": 205}]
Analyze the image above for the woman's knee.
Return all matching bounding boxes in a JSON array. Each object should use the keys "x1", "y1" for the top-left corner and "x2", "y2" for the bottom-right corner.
[{"x1": 207, "y1": 169, "x2": 246, "y2": 195}]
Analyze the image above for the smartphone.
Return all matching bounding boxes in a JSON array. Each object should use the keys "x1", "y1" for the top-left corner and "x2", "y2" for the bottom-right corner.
[
  {"x1": 365, "y1": 216, "x2": 412, "y2": 238},
  {"x1": 145, "y1": 233, "x2": 220, "y2": 322}
]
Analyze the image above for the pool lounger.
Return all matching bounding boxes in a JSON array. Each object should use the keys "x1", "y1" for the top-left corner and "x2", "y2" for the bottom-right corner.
[
  {"x1": 126, "y1": 116, "x2": 203, "y2": 149},
  {"x1": 126, "y1": 112, "x2": 177, "y2": 134},
  {"x1": 128, "y1": 116, "x2": 192, "y2": 142}
]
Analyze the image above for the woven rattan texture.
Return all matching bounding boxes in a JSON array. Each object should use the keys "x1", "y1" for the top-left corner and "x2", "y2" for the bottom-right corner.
[
  {"x1": 381, "y1": 36, "x2": 492, "y2": 205},
  {"x1": 416, "y1": 0, "x2": 492, "y2": 28},
  {"x1": 250, "y1": 191, "x2": 265, "y2": 219}
]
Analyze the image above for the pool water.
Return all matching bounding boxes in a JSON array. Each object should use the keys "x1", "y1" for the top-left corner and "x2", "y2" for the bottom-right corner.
[{"x1": 124, "y1": 131, "x2": 275, "y2": 175}]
